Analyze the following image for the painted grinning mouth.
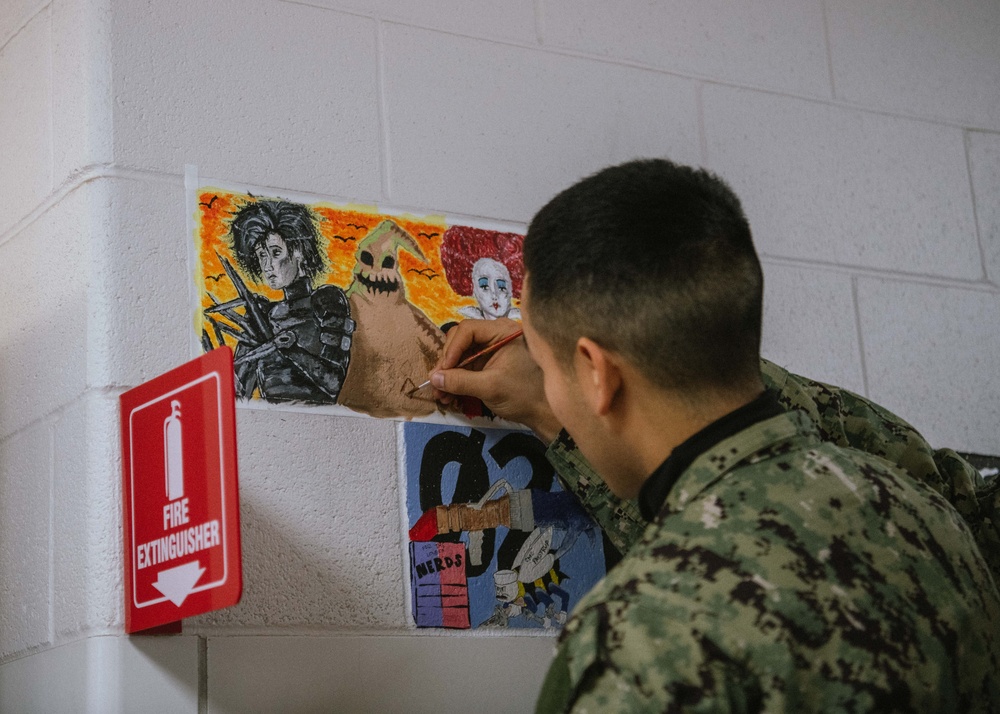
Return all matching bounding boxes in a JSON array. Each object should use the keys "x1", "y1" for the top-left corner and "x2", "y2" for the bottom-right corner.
[{"x1": 358, "y1": 271, "x2": 400, "y2": 295}]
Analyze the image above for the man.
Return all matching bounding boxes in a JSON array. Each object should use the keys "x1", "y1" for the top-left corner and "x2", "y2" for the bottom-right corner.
[
  {"x1": 430, "y1": 160, "x2": 1000, "y2": 711},
  {"x1": 226, "y1": 200, "x2": 354, "y2": 404}
]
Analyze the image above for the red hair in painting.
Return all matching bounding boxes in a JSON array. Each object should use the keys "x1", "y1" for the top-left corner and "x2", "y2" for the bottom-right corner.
[{"x1": 440, "y1": 226, "x2": 525, "y2": 298}]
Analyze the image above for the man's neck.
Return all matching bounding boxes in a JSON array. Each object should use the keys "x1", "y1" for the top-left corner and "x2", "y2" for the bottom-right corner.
[
  {"x1": 621, "y1": 382, "x2": 766, "y2": 489},
  {"x1": 636, "y1": 390, "x2": 784, "y2": 520}
]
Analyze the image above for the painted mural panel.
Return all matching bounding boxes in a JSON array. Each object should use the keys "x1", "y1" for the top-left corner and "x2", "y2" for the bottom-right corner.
[
  {"x1": 191, "y1": 182, "x2": 524, "y2": 423},
  {"x1": 404, "y1": 423, "x2": 609, "y2": 630}
]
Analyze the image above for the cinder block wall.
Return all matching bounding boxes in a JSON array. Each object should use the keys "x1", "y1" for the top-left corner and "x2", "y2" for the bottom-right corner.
[{"x1": 1, "y1": 0, "x2": 997, "y2": 711}]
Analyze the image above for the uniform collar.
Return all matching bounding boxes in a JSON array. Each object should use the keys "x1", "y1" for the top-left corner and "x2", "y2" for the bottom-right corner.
[{"x1": 638, "y1": 391, "x2": 786, "y2": 521}]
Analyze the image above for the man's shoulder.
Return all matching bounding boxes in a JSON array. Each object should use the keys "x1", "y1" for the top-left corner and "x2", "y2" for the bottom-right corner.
[
  {"x1": 695, "y1": 411, "x2": 933, "y2": 502},
  {"x1": 556, "y1": 439, "x2": 1000, "y2": 711},
  {"x1": 546, "y1": 407, "x2": 1000, "y2": 712},
  {"x1": 759, "y1": 358, "x2": 965, "y2": 492},
  {"x1": 587, "y1": 429, "x2": 992, "y2": 631},
  {"x1": 697, "y1": 430, "x2": 963, "y2": 543},
  {"x1": 662, "y1": 409, "x2": 914, "y2": 515}
]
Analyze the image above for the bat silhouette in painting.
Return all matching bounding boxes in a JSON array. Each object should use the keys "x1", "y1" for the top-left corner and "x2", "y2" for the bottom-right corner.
[
  {"x1": 199, "y1": 195, "x2": 219, "y2": 209},
  {"x1": 407, "y1": 268, "x2": 439, "y2": 280}
]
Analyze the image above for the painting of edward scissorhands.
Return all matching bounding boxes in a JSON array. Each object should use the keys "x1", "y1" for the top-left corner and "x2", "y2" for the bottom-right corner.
[
  {"x1": 404, "y1": 423, "x2": 613, "y2": 630},
  {"x1": 192, "y1": 186, "x2": 525, "y2": 421}
]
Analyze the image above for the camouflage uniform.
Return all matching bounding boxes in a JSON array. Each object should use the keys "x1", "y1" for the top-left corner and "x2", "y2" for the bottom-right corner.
[
  {"x1": 538, "y1": 361, "x2": 1000, "y2": 712},
  {"x1": 537, "y1": 407, "x2": 1000, "y2": 712},
  {"x1": 547, "y1": 358, "x2": 1000, "y2": 579}
]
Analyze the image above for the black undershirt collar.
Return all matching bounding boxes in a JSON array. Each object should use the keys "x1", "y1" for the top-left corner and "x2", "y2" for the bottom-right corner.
[{"x1": 637, "y1": 390, "x2": 785, "y2": 521}]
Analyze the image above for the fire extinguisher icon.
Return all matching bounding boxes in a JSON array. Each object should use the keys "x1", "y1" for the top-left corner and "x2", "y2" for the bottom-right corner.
[{"x1": 164, "y1": 400, "x2": 184, "y2": 501}]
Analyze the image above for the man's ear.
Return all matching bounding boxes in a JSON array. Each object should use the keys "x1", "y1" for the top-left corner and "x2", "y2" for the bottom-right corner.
[{"x1": 574, "y1": 337, "x2": 622, "y2": 417}]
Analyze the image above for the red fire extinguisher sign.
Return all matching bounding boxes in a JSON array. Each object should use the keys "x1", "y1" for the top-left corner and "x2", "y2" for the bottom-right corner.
[{"x1": 120, "y1": 346, "x2": 242, "y2": 633}]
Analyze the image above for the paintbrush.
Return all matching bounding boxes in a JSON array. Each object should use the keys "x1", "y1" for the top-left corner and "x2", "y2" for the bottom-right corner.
[{"x1": 411, "y1": 328, "x2": 524, "y2": 393}]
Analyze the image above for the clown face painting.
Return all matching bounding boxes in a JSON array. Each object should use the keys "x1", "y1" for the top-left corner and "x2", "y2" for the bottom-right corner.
[
  {"x1": 439, "y1": 225, "x2": 524, "y2": 323},
  {"x1": 464, "y1": 257, "x2": 520, "y2": 320}
]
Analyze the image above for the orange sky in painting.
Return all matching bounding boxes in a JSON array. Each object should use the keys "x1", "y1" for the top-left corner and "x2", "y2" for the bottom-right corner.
[{"x1": 194, "y1": 188, "x2": 519, "y2": 340}]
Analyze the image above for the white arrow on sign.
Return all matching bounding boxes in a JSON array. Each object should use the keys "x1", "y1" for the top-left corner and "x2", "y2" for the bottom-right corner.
[{"x1": 152, "y1": 561, "x2": 206, "y2": 607}]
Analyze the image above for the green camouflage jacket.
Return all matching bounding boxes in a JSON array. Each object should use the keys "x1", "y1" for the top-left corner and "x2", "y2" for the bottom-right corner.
[
  {"x1": 537, "y1": 409, "x2": 1000, "y2": 713},
  {"x1": 547, "y1": 358, "x2": 1000, "y2": 580}
]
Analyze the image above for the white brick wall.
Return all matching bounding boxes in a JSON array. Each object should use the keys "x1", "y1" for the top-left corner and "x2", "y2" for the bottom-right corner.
[
  {"x1": 189, "y1": 409, "x2": 403, "y2": 630},
  {"x1": 382, "y1": 24, "x2": 701, "y2": 220},
  {"x1": 52, "y1": 0, "x2": 114, "y2": 184},
  {"x1": 0, "y1": 185, "x2": 93, "y2": 438},
  {"x1": 704, "y1": 87, "x2": 981, "y2": 278},
  {"x1": 0, "y1": 636, "x2": 200, "y2": 713},
  {"x1": 760, "y1": 262, "x2": 865, "y2": 394},
  {"x1": 309, "y1": 0, "x2": 539, "y2": 44},
  {"x1": 110, "y1": 0, "x2": 382, "y2": 199},
  {"x1": 2, "y1": 0, "x2": 998, "y2": 709},
  {"x1": 543, "y1": 0, "x2": 831, "y2": 97},
  {"x1": 968, "y1": 131, "x2": 1000, "y2": 283},
  {"x1": 87, "y1": 177, "x2": 192, "y2": 386},
  {"x1": 0, "y1": 0, "x2": 45, "y2": 50},
  {"x1": 0, "y1": 9, "x2": 52, "y2": 237},
  {"x1": 207, "y1": 634, "x2": 554, "y2": 713},
  {"x1": 858, "y1": 279, "x2": 1000, "y2": 452},
  {"x1": 826, "y1": 0, "x2": 1000, "y2": 129},
  {"x1": 52, "y1": 394, "x2": 122, "y2": 639},
  {"x1": 0, "y1": 425, "x2": 52, "y2": 659}
]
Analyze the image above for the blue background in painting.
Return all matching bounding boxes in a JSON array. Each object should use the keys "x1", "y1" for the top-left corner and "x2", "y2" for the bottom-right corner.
[{"x1": 404, "y1": 422, "x2": 606, "y2": 630}]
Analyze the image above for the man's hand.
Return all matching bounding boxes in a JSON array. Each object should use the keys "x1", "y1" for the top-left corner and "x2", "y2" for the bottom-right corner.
[{"x1": 430, "y1": 318, "x2": 562, "y2": 443}]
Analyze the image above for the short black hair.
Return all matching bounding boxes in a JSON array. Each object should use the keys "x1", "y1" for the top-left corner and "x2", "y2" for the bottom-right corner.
[
  {"x1": 229, "y1": 200, "x2": 326, "y2": 282},
  {"x1": 524, "y1": 158, "x2": 763, "y2": 395}
]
